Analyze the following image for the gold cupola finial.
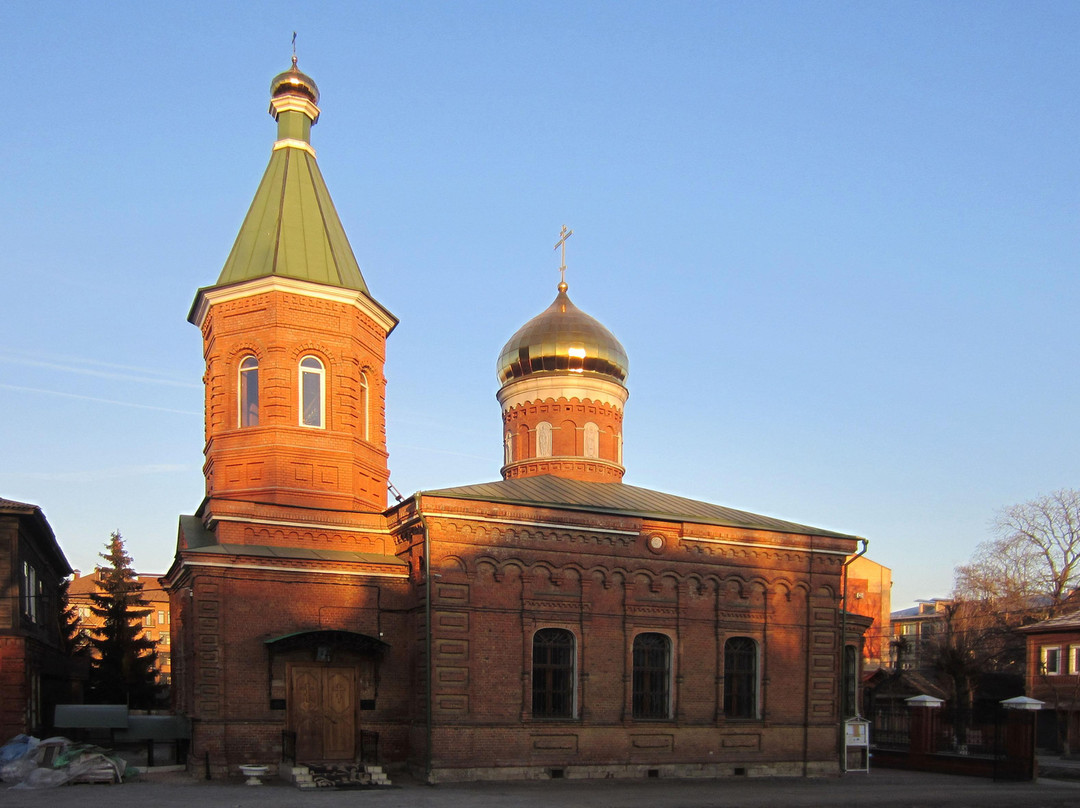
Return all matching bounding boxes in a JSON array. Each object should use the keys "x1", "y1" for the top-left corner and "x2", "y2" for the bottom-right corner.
[
  {"x1": 269, "y1": 34, "x2": 320, "y2": 134},
  {"x1": 554, "y1": 224, "x2": 573, "y2": 292}
]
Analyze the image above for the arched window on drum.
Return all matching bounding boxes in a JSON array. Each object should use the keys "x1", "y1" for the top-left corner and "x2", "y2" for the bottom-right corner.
[{"x1": 239, "y1": 355, "x2": 259, "y2": 427}]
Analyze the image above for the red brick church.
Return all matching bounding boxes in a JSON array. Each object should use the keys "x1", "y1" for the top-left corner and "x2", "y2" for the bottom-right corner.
[{"x1": 163, "y1": 59, "x2": 868, "y2": 782}]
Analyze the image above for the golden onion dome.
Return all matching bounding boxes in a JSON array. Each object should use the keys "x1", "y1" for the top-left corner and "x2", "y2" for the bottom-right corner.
[
  {"x1": 497, "y1": 284, "x2": 628, "y2": 386},
  {"x1": 271, "y1": 56, "x2": 320, "y2": 104}
]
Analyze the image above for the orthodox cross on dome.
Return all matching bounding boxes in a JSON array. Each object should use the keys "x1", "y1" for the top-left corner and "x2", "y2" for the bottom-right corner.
[
  {"x1": 292, "y1": 31, "x2": 297, "y2": 62},
  {"x1": 554, "y1": 224, "x2": 574, "y2": 291}
]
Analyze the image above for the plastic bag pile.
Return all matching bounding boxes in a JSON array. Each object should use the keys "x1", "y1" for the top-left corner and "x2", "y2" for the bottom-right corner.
[{"x1": 0, "y1": 735, "x2": 127, "y2": 789}]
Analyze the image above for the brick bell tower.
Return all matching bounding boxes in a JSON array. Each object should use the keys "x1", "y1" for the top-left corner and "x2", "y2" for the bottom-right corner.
[
  {"x1": 496, "y1": 227, "x2": 629, "y2": 483},
  {"x1": 188, "y1": 57, "x2": 397, "y2": 520}
]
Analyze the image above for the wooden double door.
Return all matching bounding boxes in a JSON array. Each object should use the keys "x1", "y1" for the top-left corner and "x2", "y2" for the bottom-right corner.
[{"x1": 289, "y1": 665, "x2": 357, "y2": 761}]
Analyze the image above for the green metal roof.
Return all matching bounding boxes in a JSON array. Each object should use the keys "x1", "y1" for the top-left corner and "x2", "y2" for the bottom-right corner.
[
  {"x1": 178, "y1": 515, "x2": 406, "y2": 567},
  {"x1": 214, "y1": 141, "x2": 369, "y2": 292},
  {"x1": 421, "y1": 475, "x2": 858, "y2": 540}
]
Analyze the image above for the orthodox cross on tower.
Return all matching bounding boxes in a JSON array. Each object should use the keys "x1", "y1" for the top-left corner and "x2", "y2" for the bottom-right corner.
[{"x1": 554, "y1": 225, "x2": 574, "y2": 291}]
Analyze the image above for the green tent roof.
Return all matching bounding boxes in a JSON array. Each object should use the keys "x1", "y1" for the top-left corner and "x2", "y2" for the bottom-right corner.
[{"x1": 215, "y1": 142, "x2": 369, "y2": 292}]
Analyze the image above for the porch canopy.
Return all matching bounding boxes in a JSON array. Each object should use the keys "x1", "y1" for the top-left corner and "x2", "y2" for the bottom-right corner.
[{"x1": 264, "y1": 629, "x2": 389, "y2": 655}]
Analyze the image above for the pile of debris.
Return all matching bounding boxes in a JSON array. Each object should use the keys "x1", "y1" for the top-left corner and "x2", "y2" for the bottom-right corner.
[{"x1": 0, "y1": 735, "x2": 127, "y2": 788}]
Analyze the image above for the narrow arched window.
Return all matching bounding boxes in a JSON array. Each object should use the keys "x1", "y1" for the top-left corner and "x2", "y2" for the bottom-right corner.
[
  {"x1": 724, "y1": 637, "x2": 758, "y2": 719},
  {"x1": 359, "y1": 371, "x2": 370, "y2": 441},
  {"x1": 633, "y1": 632, "x2": 671, "y2": 719},
  {"x1": 532, "y1": 628, "x2": 575, "y2": 718},
  {"x1": 504, "y1": 431, "x2": 514, "y2": 465},
  {"x1": 517, "y1": 425, "x2": 530, "y2": 460},
  {"x1": 584, "y1": 422, "x2": 599, "y2": 458},
  {"x1": 300, "y1": 356, "x2": 325, "y2": 428},
  {"x1": 239, "y1": 356, "x2": 259, "y2": 427},
  {"x1": 617, "y1": 432, "x2": 624, "y2": 464},
  {"x1": 842, "y1": 645, "x2": 859, "y2": 718},
  {"x1": 536, "y1": 422, "x2": 553, "y2": 457}
]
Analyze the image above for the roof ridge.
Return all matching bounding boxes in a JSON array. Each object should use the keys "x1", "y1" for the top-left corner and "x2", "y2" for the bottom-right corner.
[{"x1": 421, "y1": 476, "x2": 857, "y2": 540}]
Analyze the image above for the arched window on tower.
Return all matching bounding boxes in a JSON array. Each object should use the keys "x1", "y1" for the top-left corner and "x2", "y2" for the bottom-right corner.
[
  {"x1": 584, "y1": 422, "x2": 599, "y2": 459},
  {"x1": 617, "y1": 432, "x2": 624, "y2": 465},
  {"x1": 536, "y1": 421, "x2": 553, "y2": 457},
  {"x1": 239, "y1": 355, "x2": 259, "y2": 427},
  {"x1": 504, "y1": 431, "x2": 514, "y2": 465},
  {"x1": 359, "y1": 371, "x2": 370, "y2": 441},
  {"x1": 300, "y1": 356, "x2": 325, "y2": 428}
]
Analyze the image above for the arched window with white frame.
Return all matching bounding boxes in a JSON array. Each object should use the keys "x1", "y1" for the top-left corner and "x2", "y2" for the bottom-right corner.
[
  {"x1": 359, "y1": 370, "x2": 370, "y2": 441},
  {"x1": 300, "y1": 356, "x2": 325, "y2": 428},
  {"x1": 536, "y1": 421, "x2": 553, "y2": 457},
  {"x1": 239, "y1": 355, "x2": 259, "y2": 427},
  {"x1": 504, "y1": 431, "x2": 514, "y2": 465}
]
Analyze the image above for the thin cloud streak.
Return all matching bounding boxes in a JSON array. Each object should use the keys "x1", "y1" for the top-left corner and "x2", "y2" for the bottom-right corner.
[
  {"x1": 0, "y1": 463, "x2": 190, "y2": 483},
  {"x1": 0, "y1": 352, "x2": 200, "y2": 389},
  {"x1": 392, "y1": 444, "x2": 490, "y2": 462},
  {"x1": 0, "y1": 384, "x2": 200, "y2": 415}
]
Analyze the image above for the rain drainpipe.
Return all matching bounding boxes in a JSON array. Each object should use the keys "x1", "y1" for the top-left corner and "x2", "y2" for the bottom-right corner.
[
  {"x1": 416, "y1": 495, "x2": 433, "y2": 785},
  {"x1": 839, "y1": 537, "x2": 869, "y2": 772}
]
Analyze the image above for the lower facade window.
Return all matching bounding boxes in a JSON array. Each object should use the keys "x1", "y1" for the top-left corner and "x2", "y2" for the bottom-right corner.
[
  {"x1": 532, "y1": 628, "x2": 575, "y2": 718},
  {"x1": 724, "y1": 636, "x2": 758, "y2": 718},
  {"x1": 632, "y1": 632, "x2": 671, "y2": 719}
]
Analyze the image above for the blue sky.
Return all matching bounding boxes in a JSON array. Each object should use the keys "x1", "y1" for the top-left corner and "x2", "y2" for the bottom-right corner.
[{"x1": 2, "y1": 2, "x2": 1078, "y2": 609}]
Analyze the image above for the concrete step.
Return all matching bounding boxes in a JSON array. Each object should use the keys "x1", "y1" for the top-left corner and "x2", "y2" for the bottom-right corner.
[{"x1": 287, "y1": 762, "x2": 392, "y2": 789}]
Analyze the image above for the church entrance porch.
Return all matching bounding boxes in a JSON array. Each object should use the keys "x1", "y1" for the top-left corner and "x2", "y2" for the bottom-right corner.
[
  {"x1": 289, "y1": 665, "x2": 357, "y2": 761},
  {"x1": 266, "y1": 630, "x2": 389, "y2": 765}
]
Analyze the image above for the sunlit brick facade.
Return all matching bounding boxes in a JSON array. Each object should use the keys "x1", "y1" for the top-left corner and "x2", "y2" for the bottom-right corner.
[{"x1": 163, "y1": 59, "x2": 866, "y2": 782}]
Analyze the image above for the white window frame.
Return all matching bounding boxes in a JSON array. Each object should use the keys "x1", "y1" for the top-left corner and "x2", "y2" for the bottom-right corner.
[
  {"x1": 504, "y1": 431, "x2": 514, "y2": 465},
  {"x1": 238, "y1": 355, "x2": 259, "y2": 427},
  {"x1": 1042, "y1": 645, "x2": 1063, "y2": 675},
  {"x1": 300, "y1": 356, "x2": 326, "y2": 428},
  {"x1": 1070, "y1": 644, "x2": 1080, "y2": 676},
  {"x1": 359, "y1": 371, "x2": 370, "y2": 441}
]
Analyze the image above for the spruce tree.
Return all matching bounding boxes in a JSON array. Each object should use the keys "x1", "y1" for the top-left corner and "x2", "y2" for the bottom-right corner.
[
  {"x1": 57, "y1": 577, "x2": 89, "y2": 657},
  {"x1": 87, "y1": 531, "x2": 159, "y2": 707}
]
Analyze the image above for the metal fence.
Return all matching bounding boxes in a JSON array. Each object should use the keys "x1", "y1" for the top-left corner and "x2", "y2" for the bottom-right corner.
[{"x1": 871, "y1": 705, "x2": 1004, "y2": 757}]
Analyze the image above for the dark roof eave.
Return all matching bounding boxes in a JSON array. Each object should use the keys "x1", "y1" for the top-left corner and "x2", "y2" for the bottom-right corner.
[
  {"x1": 0, "y1": 499, "x2": 72, "y2": 575},
  {"x1": 179, "y1": 542, "x2": 408, "y2": 568}
]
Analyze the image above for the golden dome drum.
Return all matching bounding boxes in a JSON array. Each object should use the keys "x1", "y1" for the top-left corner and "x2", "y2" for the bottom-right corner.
[{"x1": 497, "y1": 288, "x2": 628, "y2": 386}]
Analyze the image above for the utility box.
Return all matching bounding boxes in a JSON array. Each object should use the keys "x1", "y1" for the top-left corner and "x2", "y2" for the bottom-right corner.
[{"x1": 844, "y1": 717, "x2": 870, "y2": 773}]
